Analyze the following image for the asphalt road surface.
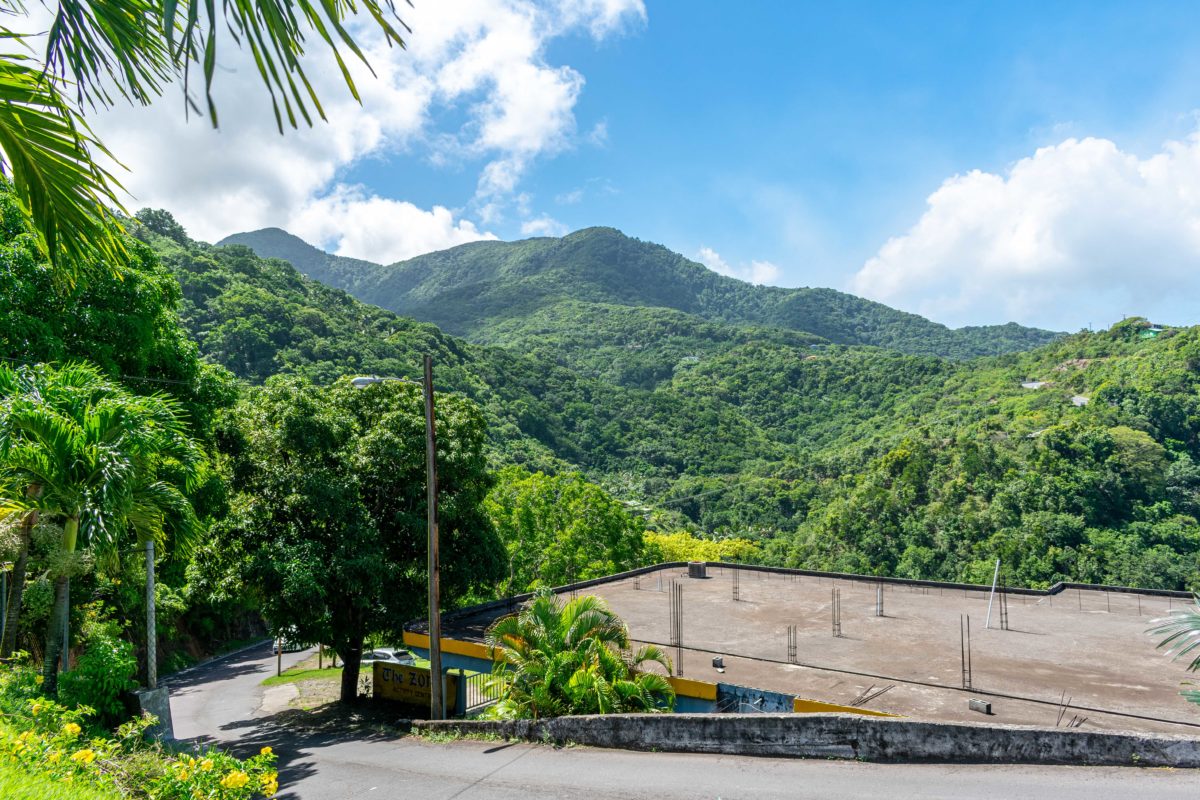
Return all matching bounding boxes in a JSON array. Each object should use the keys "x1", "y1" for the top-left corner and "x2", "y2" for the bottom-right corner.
[{"x1": 165, "y1": 642, "x2": 1198, "y2": 800}]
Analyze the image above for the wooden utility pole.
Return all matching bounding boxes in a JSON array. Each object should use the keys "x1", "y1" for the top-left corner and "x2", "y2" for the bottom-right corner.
[
  {"x1": 424, "y1": 355, "x2": 443, "y2": 720},
  {"x1": 146, "y1": 539, "x2": 157, "y2": 689}
]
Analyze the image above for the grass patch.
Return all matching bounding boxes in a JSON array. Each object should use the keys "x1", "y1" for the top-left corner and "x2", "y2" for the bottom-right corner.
[
  {"x1": 412, "y1": 728, "x2": 508, "y2": 744},
  {"x1": 0, "y1": 760, "x2": 122, "y2": 800},
  {"x1": 262, "y1": 666, "x2": 342, "y2": 686}
]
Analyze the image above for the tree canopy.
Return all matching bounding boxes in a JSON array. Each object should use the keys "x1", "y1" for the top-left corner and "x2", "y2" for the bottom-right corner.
[{"x1": 220, "y1": 376, "x2": 504, "y2": 702}]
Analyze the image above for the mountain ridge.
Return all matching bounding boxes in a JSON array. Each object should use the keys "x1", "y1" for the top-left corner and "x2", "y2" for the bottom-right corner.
[{"x1": 218, "y1": 226, "x2": 1062, "y2": 359}]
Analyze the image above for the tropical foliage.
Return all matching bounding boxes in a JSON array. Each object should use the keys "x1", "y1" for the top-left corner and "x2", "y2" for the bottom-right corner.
[
  {"x1": 0, "y1": 361, "x2": 202, "y2": 693},
  {"x1": 484, "y1": 590, "x2": 675, "y2": 718}
]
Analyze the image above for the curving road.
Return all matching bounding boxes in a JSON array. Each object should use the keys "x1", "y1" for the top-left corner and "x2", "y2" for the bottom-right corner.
[{"x1": 166, "y1": 643, "x2": 1198, "y2": 800}]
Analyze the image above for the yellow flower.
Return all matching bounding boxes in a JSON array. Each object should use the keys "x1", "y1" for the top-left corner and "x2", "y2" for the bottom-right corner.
[
  {"x1": 220, "y1": 770, "x2": 249, "y2": 790},
  {"x1": 260, "y1": 771, "x2": 278, "y2": 786},
  {"x1": 70, "y1": 748, "x2": 96, "y2": 764},
  {"x1": 199, "y1": 758, "x2": 214, "y2": 771},
  {"x1": 31, "y1": 702, "x2": 43, "y2": 716},
  {"x1": 17, "y1": 731, "x2": 34, "y2": 743},
  {"x1": 34, "y1": 675, "x2": 44, "y2": 685},
  {"x1": 177, "y1": 769, "x2": 190, "y2": 781},
  {"x1": 47, "y1": 751, "x2": 62, "y2": 764},
  {"x1": 62, "y1": 723, "x2": 81, "y2": 737},
  {"x1": 259, "y1": 746, "x2": 273, "y2": 756}
]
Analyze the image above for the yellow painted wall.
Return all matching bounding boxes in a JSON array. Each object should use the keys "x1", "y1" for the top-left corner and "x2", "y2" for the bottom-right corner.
[
  {"x1": 402, "y1": 631, "x2": 493, "y2": 661},
  {"x1": 793, "y1": 697, "x2": 899, "y2": 717},
  {"x1": 666, "y1": 675, "x2": 718, "y2": 701}
]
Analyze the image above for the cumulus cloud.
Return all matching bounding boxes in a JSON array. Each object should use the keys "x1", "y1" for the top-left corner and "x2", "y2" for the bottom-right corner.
[
  {"x1": 696, "y1": 247, "x2": 781, "y2": 285},
  {"x1": 851, "y1": 133, "x2": 1200, "y2": 330},
  {"x1": 291, "y1": 188, "x2": 497, "y2": 263},
  {"x1": 521, "y1": 215, "x2": 569, "y2": 237},
  {"x1": 74, "y1": 0, "x2": 644, "y2": 256}
]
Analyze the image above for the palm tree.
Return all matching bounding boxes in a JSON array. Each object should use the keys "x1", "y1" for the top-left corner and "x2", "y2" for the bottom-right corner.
[
  {"x1": 0, "y1": 0, "x2": 409, "y2": 279},
  {"x1": 484, "y1": 590, "x2": 675, "y2": 719},
  {"x1": 0, "y1": 362, "x2": 201, "y2": 694},
  {"x1": 1149, "y1": 595, "x2": 1200, "y2": 706},
  {"x1": 0, "y1": 362, "x2": 103, "y2": 658}
]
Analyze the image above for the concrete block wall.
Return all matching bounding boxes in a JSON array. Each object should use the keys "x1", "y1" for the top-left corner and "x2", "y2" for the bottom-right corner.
[{"x1": 412, "y1": 713, "x2": 1200, "y2": 768}]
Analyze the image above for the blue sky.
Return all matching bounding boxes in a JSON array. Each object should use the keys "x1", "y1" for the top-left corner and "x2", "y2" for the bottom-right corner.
[{"x1": 98, "y1": 1, "x2": 1200, "y2": 331}]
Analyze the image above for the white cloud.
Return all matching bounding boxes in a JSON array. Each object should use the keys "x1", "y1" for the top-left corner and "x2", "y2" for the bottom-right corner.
[
  {"x1": 72, "y1": 1, "x2": 644, "y2": 252},
  {"x1": 586, "y1": 119, "x2": 609, "y2": 147},
  {"x1": 521, "y1": 215, "x2": 569, "y2": 237},
  {"x1": 851, "y1": 133, "x2": 1200, "y2": 330},
  {"x1": 556, "y1": 188, "x2": 585, "y2": 205},
  {"x1": 554, "y1": 0, "x2": 647, "y2": 38},
  {"x1": 696, "y1": 247, "x2": 781, "y2": 285},
  {"x1": 291, "y1": 187, "x2": 497, "y2": 263}
]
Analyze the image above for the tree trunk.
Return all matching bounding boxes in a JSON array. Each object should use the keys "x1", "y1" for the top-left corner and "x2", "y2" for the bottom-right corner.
[
  {"x1": 42, "y1": 575, "x2": 69, "y2": 695},
  {"x1": 43, "y1": 514, "x2": 79, "y2": 696},
  {"x1": 0, "y1": 508, "x2": 35, "y2": 658},
  {"x1": 145, "y1": 539, "x2": 156, "y2": 689},
  {"x1": 337, "y1": 636, "x2": 364, "y2": 704}
]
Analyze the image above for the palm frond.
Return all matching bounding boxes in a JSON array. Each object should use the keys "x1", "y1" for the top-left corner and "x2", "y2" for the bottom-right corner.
[
  {"x1": 0, "y1": 48, "x2": 127, "y2": 278},
  {"x1": 166, "y1": 0, "x2": 410, "y2": 132},
  {"x1": 1149, "y1": 598, "x2": 1200, "y2": 672},
  {"x1": 44, "y1": 0, "x2": 174, "y2": 109}
]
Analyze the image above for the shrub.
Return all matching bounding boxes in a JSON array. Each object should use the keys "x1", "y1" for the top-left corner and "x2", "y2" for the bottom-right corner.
[{"x1": 59, "y1": 608, "x2": 139, "y2": 727}]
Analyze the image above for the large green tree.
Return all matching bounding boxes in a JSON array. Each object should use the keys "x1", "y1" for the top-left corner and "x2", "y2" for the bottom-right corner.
[
  {"x1": 0, "y1": 0, "x2": 408, "y2": 279},
  {"x1": 0, "y1": 182, "x2": 237, "y2": 443},
  {"x1": 0, "y1": 362, "x2": 201, "y2": 693},
  {"x1": 224, "y1": 376, "x2": 504, "y2": 703}
]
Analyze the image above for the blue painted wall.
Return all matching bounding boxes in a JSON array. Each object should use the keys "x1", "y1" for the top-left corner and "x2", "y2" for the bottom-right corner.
[{"x1": 716, "y1": 682, "x2": 795, "y2": 713}]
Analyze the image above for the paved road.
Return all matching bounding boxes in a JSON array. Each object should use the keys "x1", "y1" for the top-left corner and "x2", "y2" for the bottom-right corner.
[{"x1": 166, "y1": 643, "x2": 1198, "y2": 800}]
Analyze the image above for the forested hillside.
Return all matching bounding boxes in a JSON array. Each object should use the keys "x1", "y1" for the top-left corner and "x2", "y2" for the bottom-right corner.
[
  {"x1": 170, "y1": 217, "x2": 1200, "y2": 591},
  {"x1": 221, "y1": 226, "x2": 1061, "y2": 359}
]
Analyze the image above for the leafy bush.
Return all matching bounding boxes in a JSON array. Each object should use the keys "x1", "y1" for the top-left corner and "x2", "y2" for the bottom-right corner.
[{"x1": 59, "y1": 608, "x2": 138, "y2": 727}]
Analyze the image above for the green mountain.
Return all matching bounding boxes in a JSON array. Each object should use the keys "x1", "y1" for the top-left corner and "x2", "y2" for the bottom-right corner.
[
  {"x1": 219, "y1": 226, "x2": 1061, "y2": 359},
  {"x1": 152, "y1": 216, "x2": 1200, "y2": 591}
]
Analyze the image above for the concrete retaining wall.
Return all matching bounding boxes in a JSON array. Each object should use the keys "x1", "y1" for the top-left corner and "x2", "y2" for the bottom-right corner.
[{"x1": 412, "y1": 713, "x2": 1200, "y2": 767}]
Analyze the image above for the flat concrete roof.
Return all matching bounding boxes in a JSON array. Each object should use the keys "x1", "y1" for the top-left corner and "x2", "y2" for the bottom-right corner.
[{"x1": 437, "y1": 564, "x2": 1200, "y2": 736}]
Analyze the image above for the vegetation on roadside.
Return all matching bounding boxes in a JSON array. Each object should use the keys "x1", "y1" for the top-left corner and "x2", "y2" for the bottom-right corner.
[
  {"x1": 261, "y1": 667, "x2": 343, "y2": 688},
  {"x1": 0, "y1": 659, "x2": 278, "y2": 798}
]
